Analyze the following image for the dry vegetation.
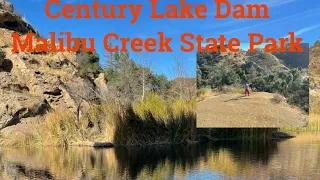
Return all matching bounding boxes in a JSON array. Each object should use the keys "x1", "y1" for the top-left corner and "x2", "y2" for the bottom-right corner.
[
  {"x1": 271, "y1": 94, "x2": 285, "y2": 104},
  {"x1": 1, "y1": 93, "x2": 197, "y2": 147},
  {"x1": 197, "y1": 92, "x2": 308, "y2": 128}
]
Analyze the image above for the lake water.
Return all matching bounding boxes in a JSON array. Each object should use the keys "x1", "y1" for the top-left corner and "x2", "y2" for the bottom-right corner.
[{"x1": 1, "y1": 132, "x2": 320, "y2": 180}]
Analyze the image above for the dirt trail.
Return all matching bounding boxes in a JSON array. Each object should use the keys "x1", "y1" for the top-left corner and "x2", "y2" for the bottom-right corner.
[{"x1": 197, "y1": 92, "x2": 308, "y2": 128}]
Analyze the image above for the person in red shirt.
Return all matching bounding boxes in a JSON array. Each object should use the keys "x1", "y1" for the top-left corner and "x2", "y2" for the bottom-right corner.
[{"x1": 244, "y1": 83, "x2": 250, "y2": 96}]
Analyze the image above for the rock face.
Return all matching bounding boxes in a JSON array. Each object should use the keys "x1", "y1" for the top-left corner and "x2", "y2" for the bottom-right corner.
[
  {"x1": 0, "y1": 0, "x2": 37, "y2": 35},
  {"x1": 0, "y1": 0, "x2": 13, "y2": 13},
  {"x1": 94, "y1": 73, "x2": 108, "y2": 97},
  {"x1": 310, "y1": 42, "x2": 320, "y2": 90},
  {"x1": 310, "y1": 42, "x2": 320, "y2": 110},
  {"x1": 246, "y1": 49, "x2": 288, "y2": 72},
  {"x1": 197, "y1": 47, "x2": 289, "y2": 74},
  {"x1": 0, "y1": 1, "x2": 107, "y2": 131}
]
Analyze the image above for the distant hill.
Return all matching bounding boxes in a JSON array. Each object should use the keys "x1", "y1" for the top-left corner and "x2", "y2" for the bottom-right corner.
[
  {"x1": 197, "y1": 47, "x2": 301, "y2": 89},
  {"x1": 309, "y1": 41, "x2": 320, "y2": 110},
  {"x1": 197, "y1": 46, "x2": 307, "y2": 77},
  {"x1": 246, "y1": 48, "x2": 289, "y2": 72},
  {"x1": 310, "y1": 41, "x2": 320, "y2": 90},
  {"x1": 272, "y1": 43, "x2": 309, "y2": 69}
]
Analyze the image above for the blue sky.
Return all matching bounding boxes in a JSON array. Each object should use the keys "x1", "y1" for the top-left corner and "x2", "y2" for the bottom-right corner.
[{"x1": 10, "y1": 0, "x2": 320, "y2": 79}]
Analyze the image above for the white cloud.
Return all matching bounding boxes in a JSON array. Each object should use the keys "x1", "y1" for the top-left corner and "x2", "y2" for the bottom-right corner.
[
  {"x1": 220, "y1": 8, "x2": 320, "y2": 34},
  {"x1": 205, "y1": 0, "x2": 298, "y2": 30},
  {"x1": 284, "y1": 25, "x2": 320, "y2": 38},
  {"x1": 245, "y1": 0, "x2": 297, "y2": 7},
  {"x1": 28, "y1": 0, "x2": 77, "y2": 3}
]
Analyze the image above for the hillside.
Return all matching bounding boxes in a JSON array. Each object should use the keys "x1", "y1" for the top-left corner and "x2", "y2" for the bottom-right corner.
[
  {"x1": 0, "y1": 1, "x2": 107, "y2": 137},
  {"x1": 197, "y1": 47, "x2": 290, "y2": 78},
  {"x1": 310, "y1": 41, "x2": 320, "y2": 110},
  {"x1": 272, "y1": 43, "x2": 310, "y2": 69},
  {"x1": 197, "y1": 43, "x2": 311, "y2": 127},
  {"x1": 197, "y1": 42, "x2": 310, "y2": 113},
  {"x1": 197, "y1": 92, "x2": 308, "y2": 128},
  {"x1": 245, "y1": 48, "x2": 288, "y2": 72}
]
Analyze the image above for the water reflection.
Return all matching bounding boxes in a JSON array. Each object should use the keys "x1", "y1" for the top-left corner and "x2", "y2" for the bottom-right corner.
[{"x1": 1, "y1": 133, "x2": 320, "y2": 179}]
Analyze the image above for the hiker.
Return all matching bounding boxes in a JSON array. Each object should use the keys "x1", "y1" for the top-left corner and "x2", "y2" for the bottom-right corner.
[{"x1": 244, "y1": 83, "x2": 250, "y2": 96}]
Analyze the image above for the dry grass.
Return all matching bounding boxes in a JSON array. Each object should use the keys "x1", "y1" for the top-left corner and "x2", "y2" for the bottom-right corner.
[
  {"x1": 197, "y1": 92, "x2": 308, "y2": 128},
  {"x1": 39, "y1": 110, "x2": 80, "y2": 147},
  {"x1": 117, "y1": 93, "x2": 197, "y2": 145},
  {"x1": 134, "y1": 92, "x2": 196, "y2": 122},
  {"x1": 219, "y1": 86, "x2": 245, "y2": 94},
  {"x1": 171, "y1": 98, "x2": 196, "y2": 119},
  {"x1": 0, "y1": 132, "x2": 37, "y2": 147},
  {"x1": 83, "y1": 104, "x2": 119, "y2": 143},
  {"x1": 281, "y1": 113, "x2": 320, "y2": 132},
  {"x1": 2, "y1": 93, "x2": 197, "y2": 147},
  {"x1": 231, "y1": 87, "x2": 246, "y2": 94},
  {"x1": 221, "y1": 86, "x2": 233, "y2": 94},
  {"x1": 197, "y1": 88, "x2": 213, "y2": 101},
  {"x1": 215, "y1": 86, "x2": 244, "y2": 94},
  {"x1": 134, "y1": 93, "x2": 170, "y2": 121},
  {"x1": 35, "y1": 104, "x2": 120, "y2": 147}
]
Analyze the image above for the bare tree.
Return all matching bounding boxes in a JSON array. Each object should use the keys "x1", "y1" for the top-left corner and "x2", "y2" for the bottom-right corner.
[
  {"x1": 169, "y1": 56, "x2": 196, "y2": 100},
  {"x1": 137, "y1": 52, "x2": 158, "y2": 101},
  {"x1": 170, "y1": 56, "x2": 187, "y2": 99}
]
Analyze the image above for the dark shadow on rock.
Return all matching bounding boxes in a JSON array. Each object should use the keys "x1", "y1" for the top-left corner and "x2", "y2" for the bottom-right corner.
[
  {"x1": 4, "y1": 99, "x2": 51, "y2": 128},
  {"x1": 0, "y1": 58, "x2": 13, "y2": 72}
]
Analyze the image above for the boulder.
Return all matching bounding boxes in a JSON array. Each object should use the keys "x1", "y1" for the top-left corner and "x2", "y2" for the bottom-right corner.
[
  {"x1": 0, "y1": 89, "x2": 50, "y2": 130},
  {"x1": 94, "y1": 73, "x2": 108, "y2": 95}
]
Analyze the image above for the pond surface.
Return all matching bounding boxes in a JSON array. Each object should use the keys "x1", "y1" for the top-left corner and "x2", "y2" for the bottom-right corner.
[{"x1": 1, "y1": 132, "x2": 320, "y2": 180}]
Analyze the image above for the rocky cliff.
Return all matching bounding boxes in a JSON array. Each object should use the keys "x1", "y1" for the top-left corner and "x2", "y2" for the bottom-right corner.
[
  {"x1": 0, "y1": 1, "x2": 107, "y2": 135},
  {"x1": 0, "y1": 0, "x2": 37, "y2": 35},
  {"x1": 310, "y1": 41, "x2": 320, "y2": 110}
]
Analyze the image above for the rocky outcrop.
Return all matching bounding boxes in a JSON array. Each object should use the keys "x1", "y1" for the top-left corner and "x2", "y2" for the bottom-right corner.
[
  {"x1": 272, "y1": 43, "x2": 309, "y2": 69},
  {"x1": 0, "y1": 72, "x2": 51, "y2": 129},
  {"x1": 197, "y1": 46, "x2": 289, "y2": 73},
  {"x1": 0, "y1": 0, "x2": 13, "y2": 13},
  {"x1": 0, "y1": 0, "x2": 38, "y2": 35},
  {"x1": 94, "y1": 73, "x2": 108, "y2": 98},
  {"x1": 0, "y1": 1, "x2": 108, "y2": 131},
  {"x1": 310, "y1": 42, "x2": 320, "y2": 90},
  {"x1": 246, "y1": 48, "x2": 288, "y2": 72},
  {"x1": 0, "y1": 31, "x2": 89, "y2": 130},
  {"x1": 310, "y1": 42, "x2": 320, "y2": 110}
]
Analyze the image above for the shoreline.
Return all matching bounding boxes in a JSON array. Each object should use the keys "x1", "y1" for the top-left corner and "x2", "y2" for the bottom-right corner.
[{"x1": 0, "y1": 131, "x2": 295, "y2": 148}]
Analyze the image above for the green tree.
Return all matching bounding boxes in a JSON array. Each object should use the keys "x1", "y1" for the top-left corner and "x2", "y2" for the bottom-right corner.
[
  {"x1": 76, "y1": 39, "x2": 102, "y2": 78},
  {"x1": 151, "y1": 74, "x2": 171, "y2": 97}
]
